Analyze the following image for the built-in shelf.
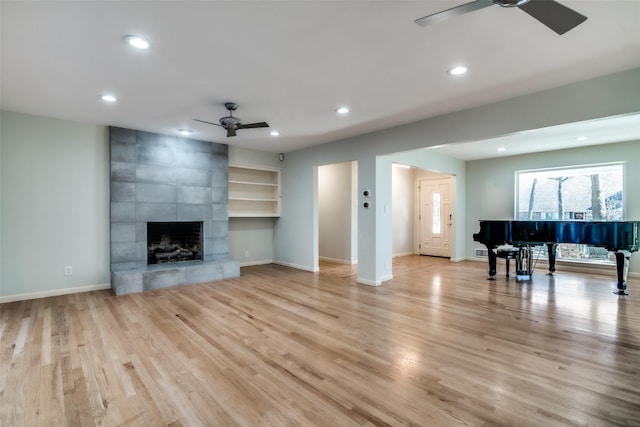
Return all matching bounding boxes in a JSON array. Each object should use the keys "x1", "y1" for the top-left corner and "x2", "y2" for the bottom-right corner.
[{"x1": 228, "y1": 164, "x2": 281, "y2": 217}]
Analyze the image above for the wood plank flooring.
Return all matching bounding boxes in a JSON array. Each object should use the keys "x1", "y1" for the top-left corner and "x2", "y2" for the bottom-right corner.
[{"x1": 1, "y1": 256, "x2": 639, "y2": 426}]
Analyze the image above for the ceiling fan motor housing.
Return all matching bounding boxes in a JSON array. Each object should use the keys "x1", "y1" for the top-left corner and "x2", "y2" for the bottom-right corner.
[{"x1": 220, "y1": 116, "x2": 242, "y2": 128}]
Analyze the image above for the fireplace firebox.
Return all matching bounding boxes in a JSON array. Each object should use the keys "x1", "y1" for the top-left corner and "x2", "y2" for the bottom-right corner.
[{"x1": 147, "y1": 221, "x2": 203, "y2": 265}]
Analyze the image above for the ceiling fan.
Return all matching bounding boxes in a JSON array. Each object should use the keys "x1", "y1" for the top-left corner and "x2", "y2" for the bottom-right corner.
[
  {"x1": 415, "y1": 0, "x2": 587, "y2": 35},
  {"x1": 194, "y1": 102, "x2": 269, "y2": 137}
]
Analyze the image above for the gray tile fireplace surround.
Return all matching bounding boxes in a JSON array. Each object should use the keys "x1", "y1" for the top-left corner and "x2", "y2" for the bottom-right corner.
[{"x1": 110, "y1": 127, "x2": 239, "y2": 295}]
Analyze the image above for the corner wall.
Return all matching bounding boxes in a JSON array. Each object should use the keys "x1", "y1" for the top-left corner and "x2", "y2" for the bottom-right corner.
[
  {"x1": 319, "y1": 161, "x2": 357, "y2": 264},
  {"x1": 392, "y1": 164, "x2": 415, "y2": 257},
  {"x1": 1, "y1": 111, "x2": 110, "y2": 300},
  {"x1": 227, "y1": 146, "x2": 281, "y2": 266},
  {"x1": 466, "y1": 139, "x2": 640, "y2": 275},
  {"x1": 275, "y1": 68, "x2": 640, "y2": 284}
]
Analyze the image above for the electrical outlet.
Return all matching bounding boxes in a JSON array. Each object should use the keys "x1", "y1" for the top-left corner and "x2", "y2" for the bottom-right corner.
[
  {"x1": 64, "y1": 266, "x2": 73, "y2": 276},
  {"x1": 244, "y1": 250, "x2": 250, "y2": 258}
]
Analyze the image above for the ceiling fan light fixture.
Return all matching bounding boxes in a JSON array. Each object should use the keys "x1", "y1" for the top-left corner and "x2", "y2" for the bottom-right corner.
[
  {"x1": 124, "y1": 35, "x2": 150, "y2": 49},
  {"x1": 270, "y1": 130, "x2": 280, "y2": 136},
  {"x1": 194, "y1": 103, "x2": 269, "y2": 137},
  {"x1": 494, "y1": 0, "x2": 529, "y2": 7},
  {"x1": 447, "y1": 65, "x2": 468, "y2": 76},
  {"x1": 336, "y1": 106, "x2": 350, "y2": 115},
  {"x1": 178, "y1": 129, "x2": 193, "y2": 136}
]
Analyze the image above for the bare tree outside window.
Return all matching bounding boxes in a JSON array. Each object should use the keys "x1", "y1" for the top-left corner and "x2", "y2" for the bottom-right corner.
[
  {"x1": 527, "y1": 178, "x2": 537, "y2": 219},
  {"x1": 590, "y1": 174, "x2": 606, "y2": 220},
  {"x1": 548, "y1": 176, "x2": 572, "y2": 219},
  {"x1": 516, "y1": 163, "x2": 624, "y2": 262}
]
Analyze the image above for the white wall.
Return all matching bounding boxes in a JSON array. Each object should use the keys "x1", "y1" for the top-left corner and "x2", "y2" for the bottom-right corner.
[
  {"x1": 275, "y1": 68, "x2": 640, "y2": 284},
  {"x1": 2, "y1": 68, "x2": 640, "y2": 298},
  {"x1": 0, "y1": 111, "x2": 110, "y2": 300},
  {"x1": 318, "y1": 161, "x2": 357, "y2": 263},
  {"x1": 466, "y1": 139, "x2": 640, "y2": 274},
  {"x1": 392, "y1": 164, "x2": 414, "y2": 257},
  {"x1": 0, "y1": 114, "x2": 282, "y2": 300},
  {"x1": 228, "y1": 146, "x2": 281, "y2": 266}
]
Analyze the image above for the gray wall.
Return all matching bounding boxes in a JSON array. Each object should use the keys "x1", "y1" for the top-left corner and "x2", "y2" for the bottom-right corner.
[
  {"x1": 109, "y1": 127, "x2": 229, "y2": 271},
  {"x1": 2, "y1": 67, "x2": 640, "y2": 299},
  {"x1": 275, "y1": 68, "x2": 640, "y2": 284},
  {"x1": 466, "y1": 139, "x2": 640, "y2": 273},
  {"x1": 1, "y1": 111, "x2": 110, "y2": 298},
  {"x1": 0, "y1": 112, "x2": 280, "y2": 300}
]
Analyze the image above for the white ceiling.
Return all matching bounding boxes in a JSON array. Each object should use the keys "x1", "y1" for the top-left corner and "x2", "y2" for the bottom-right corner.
[
  {"x1": 429, "y1": 112, "x2": 640, "y2": 160},
  {"x1": 2, "y1": 1, "x2": 640, "y2": 158}
]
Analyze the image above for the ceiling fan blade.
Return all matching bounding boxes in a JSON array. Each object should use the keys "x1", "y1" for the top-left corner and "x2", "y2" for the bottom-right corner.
[
  {"x1": 227, "y1": 127, "x2": 237, "y2": 137},
  {"x1": 518, "y1": 0, "x2": 587, "y2": 35},
  {"x1": 415, "y1": 0, "x2": 493, "y2": 27},
  {"x1": 193, "y1": 118, "x2": 222, "y2": 127},
  {"x1": 237, "y1": 122, "x2": 269, "y2": 129}
]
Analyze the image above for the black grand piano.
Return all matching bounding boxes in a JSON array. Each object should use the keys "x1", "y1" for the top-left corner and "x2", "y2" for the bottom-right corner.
[{"x1": 473, "y1": 220, "x2": 639, "y2": 295}]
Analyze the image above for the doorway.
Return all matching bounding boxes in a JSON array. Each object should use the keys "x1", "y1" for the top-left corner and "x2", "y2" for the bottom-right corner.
[
  {"x1": 418, "y1": 177, "x2": 454, "y2": 258},
  {"x1": 317, "y1": 161, "x2": 358, "y2": 268}
]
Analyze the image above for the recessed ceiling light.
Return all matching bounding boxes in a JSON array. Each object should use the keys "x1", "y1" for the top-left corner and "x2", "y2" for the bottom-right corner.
[
  {"x1": 576, "y1": 136, "x2": 589, "y2": 141},
  {"x1": 336, "y1": 106, "x2": 349, "y2": 114},
  {"x1": 497, "y1": 147, "x2": 506, "y2": 152},
  {"x1": 178, "y1": 129, "x2": 193, "y2": 136},
  {"x1": 448, "y1": 65, "x2": 468, "y2": 76},
  {"x1": 124, "y1": 35, "x2": 150, "y2": 49},
  {"x1": 100, "y1": 94, "x2": 117, "y2": 102},
  {"x1": 270, "y1": 130, "x2": 280, "y2": 136}
]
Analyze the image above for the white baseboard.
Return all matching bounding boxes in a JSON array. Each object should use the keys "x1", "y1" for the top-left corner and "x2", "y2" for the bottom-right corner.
[
  {"x1": 379, "y1": 274, "x2": 393, "y2": 282},
  {"x1": 357, "y1": 277, "x2": 381, "y2": 286},
  {"x1": 319, "y1": 256, "x2": 357, "y2": 265},
  {"x1": 239, "y1": 259, "x2": 274, "y2": 267},
  {"x1": 272, "y1": 260, "x2": 320, "y2": 273},
  {"x1": 393, "y1": 252, "x2": 414, "y2": 258},
  {"x1": 357, "y1": 274, "x2": 393, "y2": 286},
  {"x1": 0, "y1": 283, "x2": 111, "y2": 304}
]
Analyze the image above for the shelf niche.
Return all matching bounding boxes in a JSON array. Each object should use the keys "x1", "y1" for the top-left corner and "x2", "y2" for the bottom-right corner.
[{"x1": 228, "y1": 164, "x2": 281, "y2": 217}]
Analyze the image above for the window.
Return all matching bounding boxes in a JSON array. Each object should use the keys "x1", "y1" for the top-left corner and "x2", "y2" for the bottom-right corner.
[
  {"x1": 432, "y1": 193, "x2": 441, "y2": 234},
  {"x1": 515, "y1": 163, "x2": 624, "y2": 263}
]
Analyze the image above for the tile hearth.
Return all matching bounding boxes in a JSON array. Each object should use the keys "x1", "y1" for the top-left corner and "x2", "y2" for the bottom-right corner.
[{"x1": 111, "y1": 259, "x2": 239, "y2": 295}]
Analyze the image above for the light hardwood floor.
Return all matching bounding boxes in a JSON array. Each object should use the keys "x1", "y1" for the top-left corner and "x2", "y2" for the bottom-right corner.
[{"x1": 1, "y1": 256, "x2": 639, "y2": 426}]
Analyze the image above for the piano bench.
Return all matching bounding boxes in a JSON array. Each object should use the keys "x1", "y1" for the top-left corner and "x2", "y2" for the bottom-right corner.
[{"x1": 496, "y1": 247, "x2": 520, "y2": 278}]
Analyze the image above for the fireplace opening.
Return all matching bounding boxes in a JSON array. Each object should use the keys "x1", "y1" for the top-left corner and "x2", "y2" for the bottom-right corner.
[{"x1": 147, "y1": 221, "x2": 203, "y2": 265}]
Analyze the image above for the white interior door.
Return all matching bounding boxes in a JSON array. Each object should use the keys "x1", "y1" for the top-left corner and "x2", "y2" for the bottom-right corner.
[{"x1": 419, "y1": 178, "x2": 452, "y2": 257}]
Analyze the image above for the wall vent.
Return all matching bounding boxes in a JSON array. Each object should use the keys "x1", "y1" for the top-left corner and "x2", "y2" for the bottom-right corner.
[{"x1": 475, "y1": 249, "x2": 488, "y2": 257}]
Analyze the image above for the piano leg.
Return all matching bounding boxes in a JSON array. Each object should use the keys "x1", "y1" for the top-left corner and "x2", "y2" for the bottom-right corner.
[
  {"x1": 546, "y1": 243, "x2": 557, "y2": 276},
  {"x1": 613, "y1": 250, "x2": 631, "y2": 295},
  {"x1": 487, "y1": 248, "x2": 497, "y2": 280}
]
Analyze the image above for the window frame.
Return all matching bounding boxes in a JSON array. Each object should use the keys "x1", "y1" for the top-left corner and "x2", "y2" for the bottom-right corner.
[{"x1": 514, "y1": 161, "x2": 626, "y2": 264}]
